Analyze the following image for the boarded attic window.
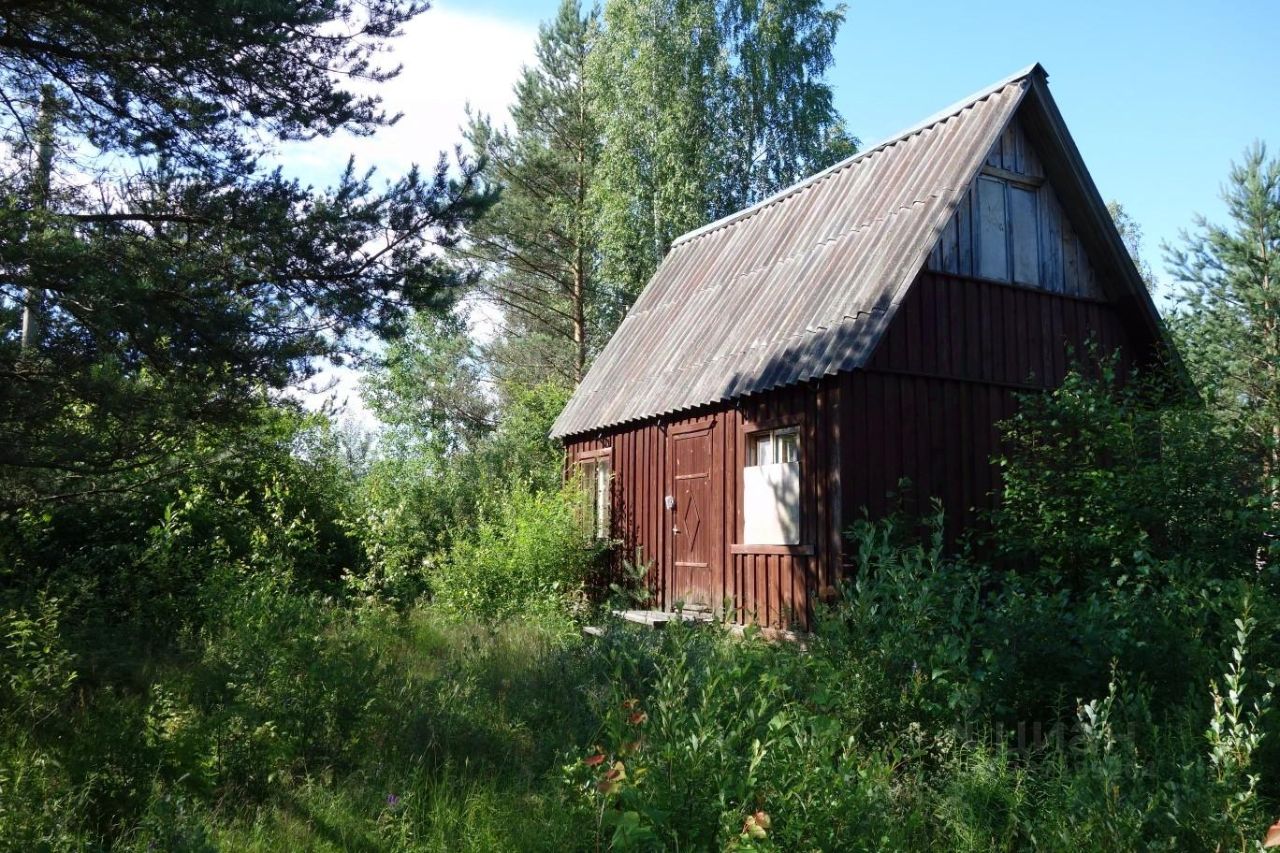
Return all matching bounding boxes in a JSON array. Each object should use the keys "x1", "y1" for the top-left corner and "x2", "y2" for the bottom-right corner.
[
  {"x1": 1009, "y1": 185, "x2": 1040, "y2": 285},
  {"x1": 977, "y1": 176, "x2": 1009, "y2": 281},
  {"x1": 743, "y1": 428, "x2": 800, "y2": 545},
  {"x1": 977, "y1": 175, "x2": 1042, "y2": 286}
]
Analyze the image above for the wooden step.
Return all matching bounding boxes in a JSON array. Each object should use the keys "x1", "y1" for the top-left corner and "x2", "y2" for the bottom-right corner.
[{"x1": 612, "y1": 609, "x2": 714, "y2": 629}]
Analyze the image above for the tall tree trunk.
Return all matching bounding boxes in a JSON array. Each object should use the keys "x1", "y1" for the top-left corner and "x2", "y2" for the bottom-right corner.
[
  {"x1": 572, "y1": 88, "x2": 589, "y2": 383},
  {"x1": 21, "y1": 84, "x2": 56, "y2": 355}
]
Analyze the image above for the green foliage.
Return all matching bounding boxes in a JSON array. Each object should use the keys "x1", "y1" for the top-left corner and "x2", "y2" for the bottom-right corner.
[
  {"x1": 1107, "y1": 200, "x2": 1157, "y2": 289},
  {"x1": 353, "y1": 375, "x2": 571, "y2": 601},
  {"x1": 3, "y1": 7, "x2": 1279, "y2": 850},
  {"x1": 0, "y1": 1, "x2": 490, "y2": 507},
  {"x1": 363, "y1": 310, "x2": 496, "y2": 451},
  {"x1": 994, "y1": 362, "x2": 1267, "y2": 584},
  {"x1": 1166, "y1": 141, "x2": 1280, "y2": 497},
  {"x1": 467, "y1": 0, "x2": 605, "y2": 386},
  {"x1": 590, "y1": 0, "x2": 854, "y2": 305},
  {"x1": 558, "y1": 576, "x2": 1274, "y2": 851},
  {"x1": 433, "y1": 482, "x2": 601, "y2": 622},
  {"x1": 1, "y1": 493, "x2": 1276, "y2": 851},
  {"x1": 0, "y1": 593, "x2": 77, "y2": 726},
  {"x1": 1206, "y1": 602, "x2": 1273, "y2": 834},
  {"x1": 0, "y1": 0, "x2": 426, "y2": 160}
]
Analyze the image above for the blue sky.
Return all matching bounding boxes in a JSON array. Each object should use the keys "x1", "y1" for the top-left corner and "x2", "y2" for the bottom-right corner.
[{"x1": 421, "y1": 0, "x2": 1278, "y2": 301}]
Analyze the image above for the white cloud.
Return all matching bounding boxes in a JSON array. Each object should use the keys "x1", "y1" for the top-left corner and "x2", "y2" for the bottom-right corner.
[
  {"x1": 279, "y1": 5, "x2": 537, "y2": 184},
  {"x1": 278, "y1": 5, "x2": 537, "y2": 427}
]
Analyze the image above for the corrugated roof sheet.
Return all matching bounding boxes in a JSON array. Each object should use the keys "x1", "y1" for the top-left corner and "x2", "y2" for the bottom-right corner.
[{"x1": 551, "y1": 67, "x2": 1036, "y2": 439}]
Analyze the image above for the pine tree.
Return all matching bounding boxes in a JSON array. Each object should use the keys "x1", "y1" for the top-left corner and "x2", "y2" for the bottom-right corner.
[
  {"x1": 466, "y1": 0, "x2": 602, "y2": 388},
  {"x1": 0, "y1": 1, "x2": 490, "y2": 506},
  {"x1": 1166, "y1": 142, "x2": 1280, "y2": 499}
]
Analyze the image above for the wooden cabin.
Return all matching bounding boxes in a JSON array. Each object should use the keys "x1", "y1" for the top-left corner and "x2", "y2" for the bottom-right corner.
[{"x1": 552, "y1": 65, "x2": 1177, "y2": 628}]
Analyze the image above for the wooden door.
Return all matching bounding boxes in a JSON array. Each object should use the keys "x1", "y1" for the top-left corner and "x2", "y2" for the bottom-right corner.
[{"x1": 669, "y1": 422, "x2": 715, "y2": 607}]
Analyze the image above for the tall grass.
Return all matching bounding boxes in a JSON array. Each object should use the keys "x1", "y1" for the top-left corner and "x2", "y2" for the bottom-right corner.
[
  {"x1": 2, "y1": 484, "x2": 1277, "y2": 851},
  {"x1": 2, "y1": 589, "x2": 1276, "y2": 850}
]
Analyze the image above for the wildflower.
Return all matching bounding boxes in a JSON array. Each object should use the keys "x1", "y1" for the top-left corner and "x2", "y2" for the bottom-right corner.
[
  {"x1": 385, "y1": 793, "x2": 401, "y2": 811},
  {"x1": 597, "y1": 761, "x2": 627, "y2": 795},
  {"x1": 1265, "y1": 819, "x2": 1280, "y2": 848},
  {"x1": 584, "y1": 751, "x2": 607, "y2": 767},
  {"x1": 628, "y1": 711, "x2": 648, "y2": 725}
]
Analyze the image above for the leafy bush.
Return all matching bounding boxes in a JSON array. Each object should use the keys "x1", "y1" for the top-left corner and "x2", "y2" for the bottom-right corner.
[
  {"x1": 561, "y1": 550, "x2": 1274, "y2": 851},
  {"x1": 433, "y1": 482, "x2": 601, "y2": 621},
  {"x1": 0, "y1": 593, "x2": 77, "y2": 726},
  {"x1": 354, "y1": 359, "x2": 572, "y2": 599},
  {"x1": 994, "y1": 363, "x2": 1271, "y2": 585}
]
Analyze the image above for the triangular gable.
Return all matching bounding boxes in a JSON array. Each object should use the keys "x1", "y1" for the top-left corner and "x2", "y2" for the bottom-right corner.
[{"x1": 925, "y1": 112, "x2": 1107, "y2": 298}]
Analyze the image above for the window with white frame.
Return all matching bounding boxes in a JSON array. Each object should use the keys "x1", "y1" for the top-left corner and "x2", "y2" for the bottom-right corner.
[
  {"x1": 742, "y1": 427, "x2": 800, "y2": 545},
  {"x1": 576, "y1": 454, "x2": 612, "y2": 540}
]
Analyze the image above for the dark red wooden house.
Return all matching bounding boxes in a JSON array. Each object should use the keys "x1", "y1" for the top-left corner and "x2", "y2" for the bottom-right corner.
[{"x1": 552, "y1": 65, "x2": 1178, "y2": 628}]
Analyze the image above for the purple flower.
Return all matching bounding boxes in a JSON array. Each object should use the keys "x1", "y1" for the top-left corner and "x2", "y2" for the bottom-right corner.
[{"x1": 386, "y1": 793, "x2": 401, "y2": 810}]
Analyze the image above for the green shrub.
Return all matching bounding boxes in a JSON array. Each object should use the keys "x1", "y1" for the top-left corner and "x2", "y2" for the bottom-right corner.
[
  {"x1": 0, "y1": 736, "x2": 92, "y2": 851},
  {"x1": 994, "y1": 363, "x2": 1271, "y2": 585},
  {"x1": 433, "y1": 482, "x2": 601, "y2": 622},
  {"x1": 0, "y1": 593, "x2": 77, "y2": 726},
  {"x1": 351, "y1": 378, "x2": 573, "y2": 601},
  {"x1": 187, "y1": 575, "x2": 399, "y2": 799}
]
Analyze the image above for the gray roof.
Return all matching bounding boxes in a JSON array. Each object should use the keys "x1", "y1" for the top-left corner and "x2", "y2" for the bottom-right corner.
[{"x1": 551, "y1": 64, "x2": 1162, "y2": 439}]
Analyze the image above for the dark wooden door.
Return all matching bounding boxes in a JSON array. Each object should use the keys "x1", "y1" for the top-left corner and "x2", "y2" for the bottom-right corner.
[{"x1": 669, "y1": 423, "x2": 715, "y2": 607}]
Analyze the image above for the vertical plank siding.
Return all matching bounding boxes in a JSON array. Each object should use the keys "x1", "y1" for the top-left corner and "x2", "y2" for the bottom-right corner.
[
  {"x1": 564, "y1": 380, "x2": 839, "y2": 630},
  {"x1": 854, "y1": 270, "x2": 1129, "y2": 541},
  {"x1": 567, "y1": 267, "x2": 1134, "y2": 628},
  {"x1": 563, "y1": 114, "x2": 1146, "y2": 629},
  {"x1": 929, "y1": 115, "x2": 1105, "y2": 299}
]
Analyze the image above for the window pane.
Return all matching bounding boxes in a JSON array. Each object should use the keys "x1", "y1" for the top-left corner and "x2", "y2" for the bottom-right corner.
[
  {"x1": 775, "y1": 430, "x2": 799, "y2": 463},
  {"x1": 1010, "y1": 185, "x2": 1040, "y2": 285},
  {"x1": 977, "y1": 176, "x2": 1009, "y2": 281},
  {"x1": 578, "y1": 460, "x2": 597, "y2": 535},
  {"x1": 595, "y1": 459, "x2": 611, "y2": 539},
  {"x1": 752, "y1": 433, "x2": 773, "y2": 466}
]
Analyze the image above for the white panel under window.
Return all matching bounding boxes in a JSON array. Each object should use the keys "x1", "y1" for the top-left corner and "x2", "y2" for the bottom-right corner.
[{"x1": 743, "y1": 461, "x2": 800, "y2": 545}]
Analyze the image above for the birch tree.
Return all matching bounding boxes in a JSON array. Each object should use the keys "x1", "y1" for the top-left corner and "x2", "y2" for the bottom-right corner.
[{"x1": 590, "y1": 0, "x2": 855, "y2": 307}]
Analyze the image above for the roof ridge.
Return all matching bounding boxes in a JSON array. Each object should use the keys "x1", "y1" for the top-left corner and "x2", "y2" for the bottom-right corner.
[{"x1": 669, "y1": 63, "x2": 1045, "y2": 249}]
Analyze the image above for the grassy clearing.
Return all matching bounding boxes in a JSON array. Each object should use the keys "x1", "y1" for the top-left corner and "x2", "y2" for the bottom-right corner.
[
  {"x1": 196, "y1": 611, "x2": 602, "y2": 853},
  {"x1": 4, "y1": 582, "x2": 1278, "y2": 851}
]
